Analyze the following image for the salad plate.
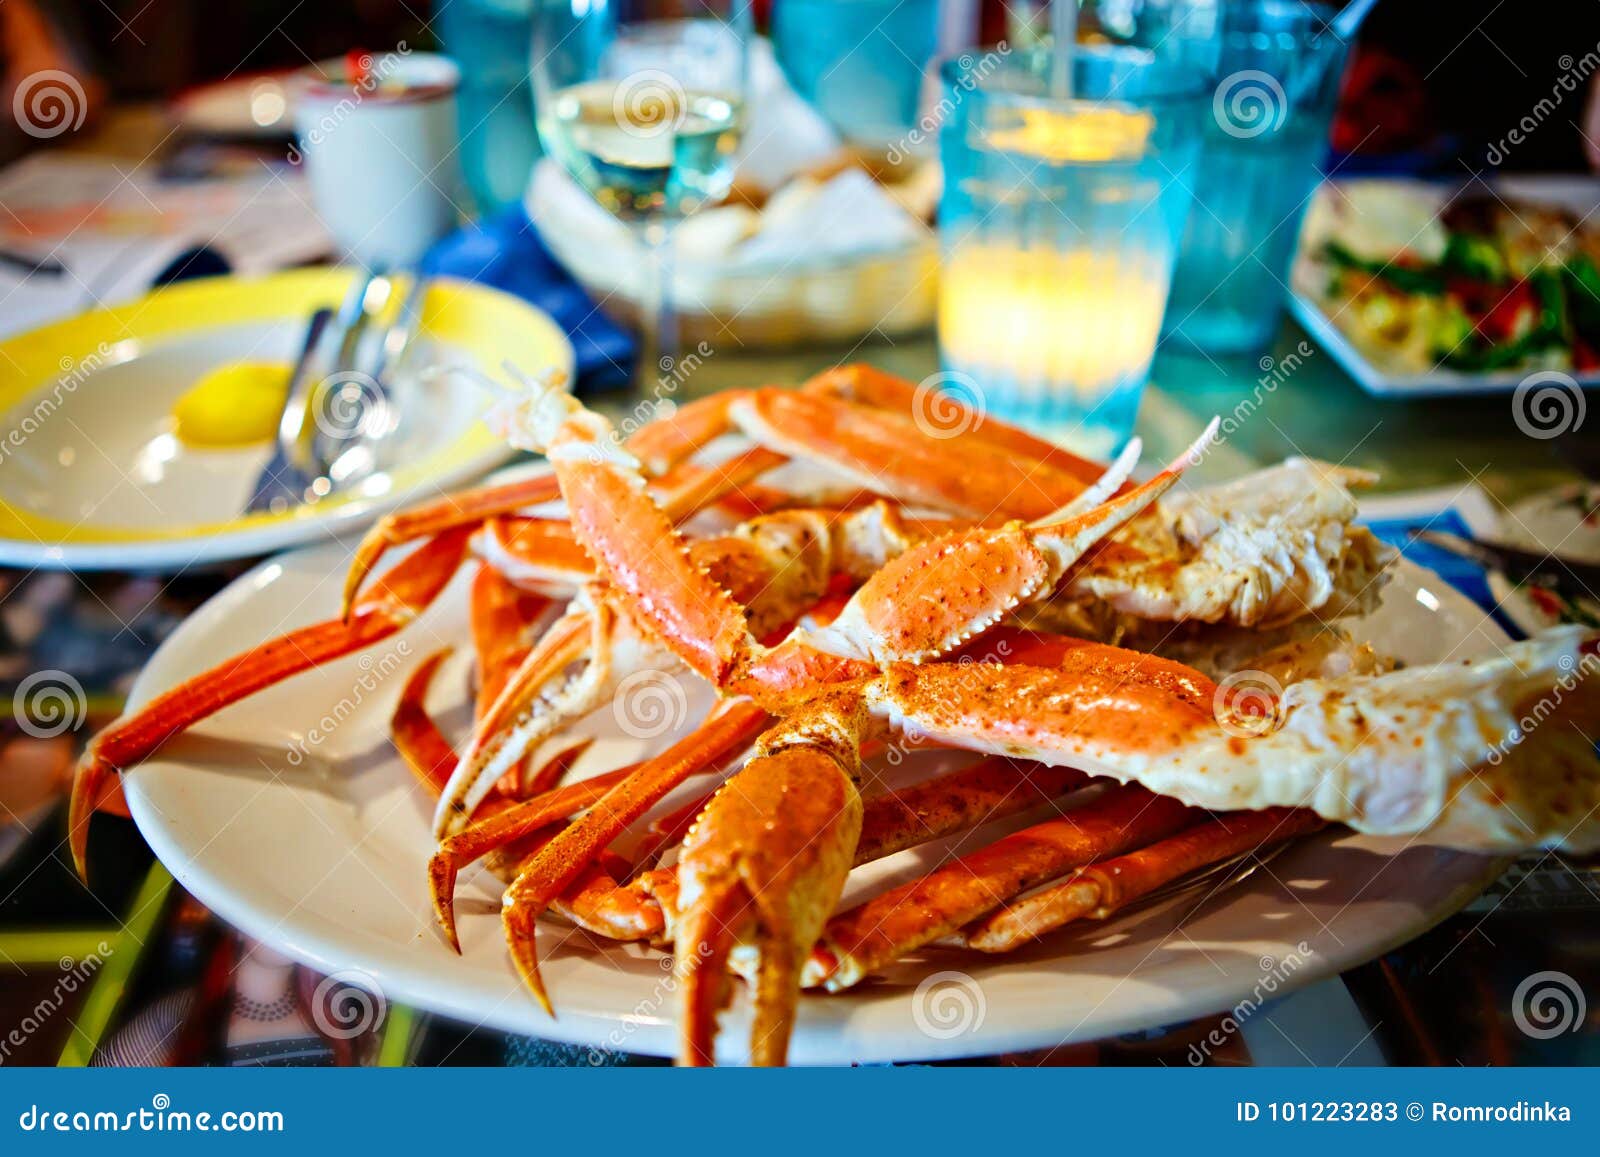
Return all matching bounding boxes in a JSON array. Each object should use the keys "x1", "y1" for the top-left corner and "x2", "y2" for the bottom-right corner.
[{"x1": 1289, "y1": 177, "x2": 1600, "y2": 397}]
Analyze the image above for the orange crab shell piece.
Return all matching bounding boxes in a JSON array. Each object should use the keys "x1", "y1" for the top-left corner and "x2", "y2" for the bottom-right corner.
[
  {"x1": 499, "y1": 700, "x2": 773, "y2": 1011},
  {"x1": 802, "y1": 363, "x2": 1109, "y2": 486},
  {"x1": 676, "y1": 742, "x2": 864, "y2": 1067},
  {"x1": 963, "y1": 807, "x2": 1328, "y2": 952},
  {"x1": 558, "y1": 458, "x2": 748, "y2": 686},
  {"x1": 851, "y1": 526, "x2": 1055, "y2": 663},
  {"x1": 729, "y1": 388, "x2": 1092, "y2": 521},
  {"x1": 810, "y1": 785, "x2": 1197, "y2": 990},
  {"x1": 871, "y1": 645, "x2": 1222, "y2": 760}
]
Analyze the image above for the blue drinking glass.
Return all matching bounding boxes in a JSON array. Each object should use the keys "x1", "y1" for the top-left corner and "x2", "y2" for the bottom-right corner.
[
  {"x1": 438, "y1": 0, "x2": 542, "y2": 215},
  {"x1": 771, "y1": 0, "x2": 941, "y2": 148},
  {"x1": 937, "y1": 47, "x2": 1207, "y2": 455},
  {"x1": 1161, "y1": 0, "x2": 1351, "y2": 354}
]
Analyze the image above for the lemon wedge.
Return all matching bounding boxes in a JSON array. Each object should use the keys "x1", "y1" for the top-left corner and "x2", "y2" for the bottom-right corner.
[{"x1": 172, "y1": 362, "x2": 291, "y2": 448}]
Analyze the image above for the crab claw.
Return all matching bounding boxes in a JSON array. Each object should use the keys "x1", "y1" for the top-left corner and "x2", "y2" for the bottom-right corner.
[{"x1": 675, "y1": 741, "x2": 863, "y2": 1067}]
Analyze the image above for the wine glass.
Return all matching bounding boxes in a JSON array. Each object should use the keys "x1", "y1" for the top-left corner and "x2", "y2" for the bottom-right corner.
[{"x1": 531, "y1": 0, "x2": 751, "y2": 394}]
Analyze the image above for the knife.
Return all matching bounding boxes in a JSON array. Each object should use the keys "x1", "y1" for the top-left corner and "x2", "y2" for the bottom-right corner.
[{"x1": 1410, "y1": 529, "x2": 1600, "y2": 605}]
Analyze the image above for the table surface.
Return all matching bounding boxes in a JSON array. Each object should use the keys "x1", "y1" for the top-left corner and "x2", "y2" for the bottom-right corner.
[{"x1": 2, "y1": 105, "x2": 1594, "y2": 1069}]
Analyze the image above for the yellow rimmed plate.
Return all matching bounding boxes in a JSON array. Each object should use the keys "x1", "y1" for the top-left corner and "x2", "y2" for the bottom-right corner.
[{"x1": 0, "y1": 268, "x2": 573, "y2": 571}]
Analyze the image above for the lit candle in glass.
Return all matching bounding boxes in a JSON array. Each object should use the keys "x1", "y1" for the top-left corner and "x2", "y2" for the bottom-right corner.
[{"x1": 936, "y1": 50, "x2": 1205, "y2": 455}]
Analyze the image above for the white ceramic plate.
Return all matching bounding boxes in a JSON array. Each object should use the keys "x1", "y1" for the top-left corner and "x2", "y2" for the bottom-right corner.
[
  {"x1": 1290, "y1": 176, "x2": 1600, "y2": 397},
  {"x1": 121, "y1": 547, "x2": 1508, "y2": 1064},
  {"x1": 0, "y1": 269, "x2": 572, "y2": 571}
]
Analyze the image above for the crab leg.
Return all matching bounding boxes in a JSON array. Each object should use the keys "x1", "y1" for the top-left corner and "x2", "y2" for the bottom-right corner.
[
  {"x1": 856, "y1": 758, "x2": 1088, "y2": 863},
  {"x1": 429, "y1": 764, "x2": 645, "y2": 952},
  {"x1": 498, "y1": 375, "x2": 1215, "y2": 1055},
  {"x1": 496, "y1": 368, "x2": 1207, "y2": 700},
  {"x1": 435, "y1": 603, "x2": 607, "y2": 831},
  {"x1": 391, "y1": 632, "x2": 587, "y2": 806},
  {"x1": 464, "y1": 821, "x2": 674, "y2": 945},
  {"x1": 391, "y1": 647, "x2": 460, "y2": 795},
  {"x1": 432, "y1": 503, "x2": 937, "y2": 835},
  {"x1": 343, "y1": 362, "x2": 1116, "y2": 612},
  {"x1": 805, "y1": 785, "x2": 1196, "y2": 991},
  {"x1": 535, "y1": 755, "x2": 1092, "y2": 944},
  {"x1": 673, "y1": 700, "x2": 1089, "y2": 1061},
  {"x1": 339, "y1": 476, "x2": 565, "y2": 617},
  {"x1": 500, "y1": 699, "x2": 770, "y2": 1011},
  {"x1": 628, "y1": 748, "x2": 1078, "y2": 873},
  {"x1": 726, "y1": 387, "x2": 1096, "y2": 520},
  {"x1": 551, "y1": 858, "x2": 670, "y2": 940},
  {"x1": 340, "y1": 391, "x2": 770, "y2": 613},
  {"x1": 477, "y1": 517, "x2": 595, "y2": 592},
  {"x1": 802, "y1": 364, "x2": 1109, "y2": 487},
  {"x1": 465, "y1": 562, "x2": 558, "y2": 795},
  {"x1": 69, "y1": 525, "x2": 474, "y2": 879},
  {"x1": 523, "y1": 739, "x2": 593, "y2": 798},
  {"x1": 630, "y1": 786, "x2": 724, "y2": 870},
  {"x1": 730, "y1": 430, "x2": 1201, "y2": 695},
  {"x1": 961, "y1": 807, "x2": 1327, "y2": 953}
]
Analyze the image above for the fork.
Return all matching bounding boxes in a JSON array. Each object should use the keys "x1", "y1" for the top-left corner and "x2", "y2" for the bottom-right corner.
[{"x1": 245, "y1": 270, "x2": 426, "y2": 514}]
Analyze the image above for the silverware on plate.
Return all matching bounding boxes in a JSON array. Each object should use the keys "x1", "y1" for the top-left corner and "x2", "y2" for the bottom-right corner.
[{"x1": 245, "y1": 270, "x2": 428, "y2": 515}]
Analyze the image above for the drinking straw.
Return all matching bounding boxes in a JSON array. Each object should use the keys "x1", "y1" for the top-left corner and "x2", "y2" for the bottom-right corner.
[
  {"x1": 1333, "y1": 0, "x2": 1381, "y2": 40},
  {"x1": 1050, "y1": 0, "x2": 1077, "y2": 99},
  {"x1": 1289, "y1": 0, "x2": 1379, "y2": 105}
]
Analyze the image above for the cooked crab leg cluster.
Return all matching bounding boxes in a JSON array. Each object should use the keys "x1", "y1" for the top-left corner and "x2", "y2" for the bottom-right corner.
[{"x1": 72, "y1": 363, "x2": 1599, "y2": 1067}]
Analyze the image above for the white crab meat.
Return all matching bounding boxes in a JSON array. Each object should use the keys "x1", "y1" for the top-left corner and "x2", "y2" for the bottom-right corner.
[{"x1": 1066, "y1": 458, "x2": 1396, "y2": 629}]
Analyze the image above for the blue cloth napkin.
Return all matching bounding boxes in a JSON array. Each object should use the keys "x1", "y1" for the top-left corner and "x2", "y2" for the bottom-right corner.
[{"x1": 422, "y1": 207, "x2": 635, "y2": 391}]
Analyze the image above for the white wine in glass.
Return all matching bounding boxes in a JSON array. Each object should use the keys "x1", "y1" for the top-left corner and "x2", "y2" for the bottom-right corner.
[{"x1": 532, "y1": 4, "x2": 750, "y2": 389}]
